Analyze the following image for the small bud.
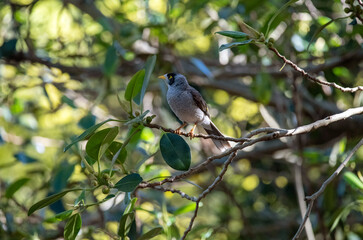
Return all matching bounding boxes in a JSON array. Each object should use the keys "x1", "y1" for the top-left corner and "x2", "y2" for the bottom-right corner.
[
  {"x1": 102, "y1": 186, "x2": 110, "y2": 194},
  {"x1": 133, "y1": 123, "x2": 139, "y2": 128},
  {"x1": 135, "y1": 111, "x2": 140, "y2": 116},
  {"x1": 146, "y1": 116, "x2": 153, "y2": 124},
  {"x1": 91, "y1": 180, "x2": 98, "y2": 187},
  {"x1": 102, "y1": 173, "x2": 110, "y2": 180},
  {"x1": 268, "y1": 38, "x2": 275, "y2": 44},
  {"x1": 344, "y1": 7, "x2": 351, "y2": 13}
]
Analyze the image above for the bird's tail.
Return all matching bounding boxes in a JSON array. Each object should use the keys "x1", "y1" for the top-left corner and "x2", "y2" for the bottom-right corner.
[{"x1": 203, "y1": 122, "x2": 231, "y2": 151}]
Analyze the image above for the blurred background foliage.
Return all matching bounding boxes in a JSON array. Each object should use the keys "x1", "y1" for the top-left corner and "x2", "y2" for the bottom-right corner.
[{"x1": 0, "y1": 0, "x2": 363, "y2": 239}]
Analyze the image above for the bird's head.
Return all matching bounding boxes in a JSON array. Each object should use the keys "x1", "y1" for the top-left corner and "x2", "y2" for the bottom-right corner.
[{"x1": 158, "y1": 73, "x2": 187, "y2": 87}]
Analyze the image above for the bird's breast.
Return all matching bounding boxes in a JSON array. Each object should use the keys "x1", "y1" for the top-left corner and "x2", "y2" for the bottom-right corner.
[{"x1": 167, "y1": 88, "x2": 207, "y2": 124}]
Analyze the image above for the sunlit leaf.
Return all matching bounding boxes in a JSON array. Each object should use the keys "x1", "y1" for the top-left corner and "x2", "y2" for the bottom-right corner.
[
  {"x1": 219, "y1": 40, "x2": 253, "y2": 52},
  {"x1": 115, "y1": 173, "x2": 143, "y2": 192},
  {"x1": 344, "y1": 172, "x2": 363, "y2": 190},
  {"x1": 45, "y1": 210, "x2": 73, "y2": 223},
  {"x1": 174, "y1": 202, "x2": 196, "y2": 216},
  {"x1": 64, "y1": 213, "x2": 82, "y2": 240},
  {"x1": 64, "y1": 119, "x2": 116, "y2": 152},
  {"x1": 215, "y1": 31, "x2": 248, "y2": 39},
  {"x1": 28, "y1": 189, "x2": 79, "y2": 216},
  {"x1": 5, "y1": 178, "x2": 30, "y2": 198},
  {"x1": 125, "y1": 69, "x2": 145, "y2": 103},
  {"x1": 160, "y1": 133, "x2": 191, "y2": 171}
]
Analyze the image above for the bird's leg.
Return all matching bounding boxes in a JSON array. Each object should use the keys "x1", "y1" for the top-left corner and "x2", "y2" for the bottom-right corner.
[
  {"x1": 174, "y1": 122, "x2": 187, "y2": 135},
  {"x1": 188, "y1": 124, "x2": 197, "y2": 140}
]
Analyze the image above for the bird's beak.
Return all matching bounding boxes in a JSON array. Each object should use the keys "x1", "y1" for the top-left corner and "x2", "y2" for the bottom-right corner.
[{"x1": 158, "y1": 75, "x2": 166, "y2": 79}]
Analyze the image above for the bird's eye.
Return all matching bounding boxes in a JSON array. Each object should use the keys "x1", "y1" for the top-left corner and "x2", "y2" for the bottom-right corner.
[{"x1": 169, "y1": 75, "x2": 173, "y2": 80}]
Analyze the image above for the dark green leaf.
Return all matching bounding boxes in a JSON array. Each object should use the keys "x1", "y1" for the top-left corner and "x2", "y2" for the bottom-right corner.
[
  {"x1": 136, "y1": 55, "x2": 156, "y2": 106},
  {"x1": 14, "y1": 152, "x2": 37, "y2": 164},
  {"x1": 52, "y1": 162, "x2": 75, "y2": 192},
  {"x1": 61, "y1": 95, "x2": 76, "y2": 108},
  {"x1": 219, "y1": 40, "x2": 253, "y2": 52},
  {"x1": 28, "y1": 189, "x2": 79, "y2": 216},
  {"x1": 0, "y1": 39, "x2": 17, "y2": 58},
  {"x1": 115, "y1": 173, "x2": 143, "y2": 192},
  {"x1": 160, "y1": 133, "x2": 191, "y2": 171},
  {"x1": 85, "y1": 127, "x2": 119, "y2": 161},
  {"x1": 265, "y1": 0, "x2": 298, "y2": 37},
  {"x1": 5, "y1": 178, "x2": 30, "y2": 198},
  {"x1": 215, "y1": 31, "x2": 248, "y2": 39},
  {"x1": 307, "y1": 17, "x2": 348, "y2": 51},
  {"x1": 64, "y1": 119, "x2": 115, "y2": 152},
  {"x1": 138, "y1": 227, "x2": 163, "y2": 240},
  {"x1": 103, "y1": 45, "x2": 119, "y2": 77},
  {"x1": 124, "y1": 69, "x2": 145, "y2": 102},
  {"x1": 64, "y1": 213, "x2": 82, "y2": 240},
  {"x1": 99, "y1": 127, "x2": 119, "y2": 160},
  {"x1": 105, "y1": 141, "x2": 127, "y2": 164},
  {"x1": 78, "y1": 114, "x2": 96, "y2": 130},
  {"x1": 344, "y1": 172, "x2": 363, "y2": 190}
]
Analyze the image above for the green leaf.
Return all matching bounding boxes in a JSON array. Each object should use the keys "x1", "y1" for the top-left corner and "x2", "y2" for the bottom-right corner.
[
  {"x1": 105, "y1": 141, "x2": 127, "y2": 164},
  {"x1": 64, "y1": 119, "x2": 115, "y2": 152},
  {"x1": 174, "y1": 202, "x2": 196, "y2": 216},
  {"x1": 115, "y1": 173, "x2": 143, "y2": 192},
  {"x1": 344, "y1": 172, "x2": 363, "y2": 190},
  {"x1": 265, "y1": 0, "x2": 298, "y2": 37},
  {"x1": 28, "y1": 189, "x2": 79, "y2": 216},
  {"x1": 136, "y1": 55, "x2": 156, "y2": 106},
  {"x1": 125, "y1": 69, "x2": 145, "y2": 103},
  {"x1": 45, "y1": 210, "x2": 73, "y2": 223},
  {"x1": 103, "y1": 44, "x2": 119, "y2": 77},
  {"x1": 138, "y1": 227, "x2": 163, "y2": 240},
  {"x1": 215, "y1": 31, "x2": 248, "y2": 39},
  {"x1": 98, "y1": 127, "x2": 119, "y2": 160},
  {"x1": 64, "y1": 213, "x2": 82, "y2": 240},
  {"x1": 118, "y1": 198, "x2": 137, "y2": 238},
  {"x1": 160, "y1": 133, "x2": 191, "y2": 171},
  {"x1": 219, "y1": 40, "x2": 253, "y2": 52},
  {"x1": 252, "y1": 73, "x2": 272, "y2": 104},
  {"x1": 118, "y1": 212, "x2": 135, "y2": 238},
  {"x1": 307, "y1": 16, "x2": 348, "y2": 51},
  {"x1": 5, "y1": 178, "x2": 30, "y2": 198},
  {"x1": 86, "y1": 127, "x2": 119, "y2": 162}
]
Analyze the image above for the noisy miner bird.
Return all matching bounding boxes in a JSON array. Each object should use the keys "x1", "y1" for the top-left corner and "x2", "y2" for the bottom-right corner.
[{"x1": 158, "y1": 73, "x2": 230, "y2": 151}]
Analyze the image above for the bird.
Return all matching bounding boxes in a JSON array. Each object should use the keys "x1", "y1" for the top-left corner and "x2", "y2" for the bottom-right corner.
[{"x1": 158, "y1": 73, "x2": 231, "y2": 151}]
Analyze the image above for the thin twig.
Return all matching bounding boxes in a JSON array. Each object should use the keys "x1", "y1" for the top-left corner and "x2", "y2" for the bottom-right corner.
[
  {"x1": 269, "y1": 47, "x2": 363, "y2": 93},
  {"x1": 181, "y1": 151, "x2": 238, "y2": 240},
  {"x1": 292, "y1": 137, "x2": 363, "y2": 240},
  {"x1": 150, "y1": 186, "x2": 197, "y2": 202}
]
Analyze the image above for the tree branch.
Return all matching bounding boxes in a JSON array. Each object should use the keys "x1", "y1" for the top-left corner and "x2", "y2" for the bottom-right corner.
[{"x1": 292, "y1": 137, "x2": 363, "y2": 240}]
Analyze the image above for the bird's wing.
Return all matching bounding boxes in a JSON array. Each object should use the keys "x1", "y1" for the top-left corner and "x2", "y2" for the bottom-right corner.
[{"x1": 190, "y1": 87, "x2": 210, "y2": 118}]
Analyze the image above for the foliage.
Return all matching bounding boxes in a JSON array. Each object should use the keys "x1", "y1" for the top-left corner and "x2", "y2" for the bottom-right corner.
[{"x1": 0, "y1": 0, "x2": 363, "y2": 239}]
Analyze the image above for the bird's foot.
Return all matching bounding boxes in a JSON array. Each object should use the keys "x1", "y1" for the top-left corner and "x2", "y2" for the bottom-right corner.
[
  {"x1": 174, "y1": 122, "x2": 187, "y2": 135},
  {"x1": 188, "y1": 124, "x2": 197, "y2": 140}
]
